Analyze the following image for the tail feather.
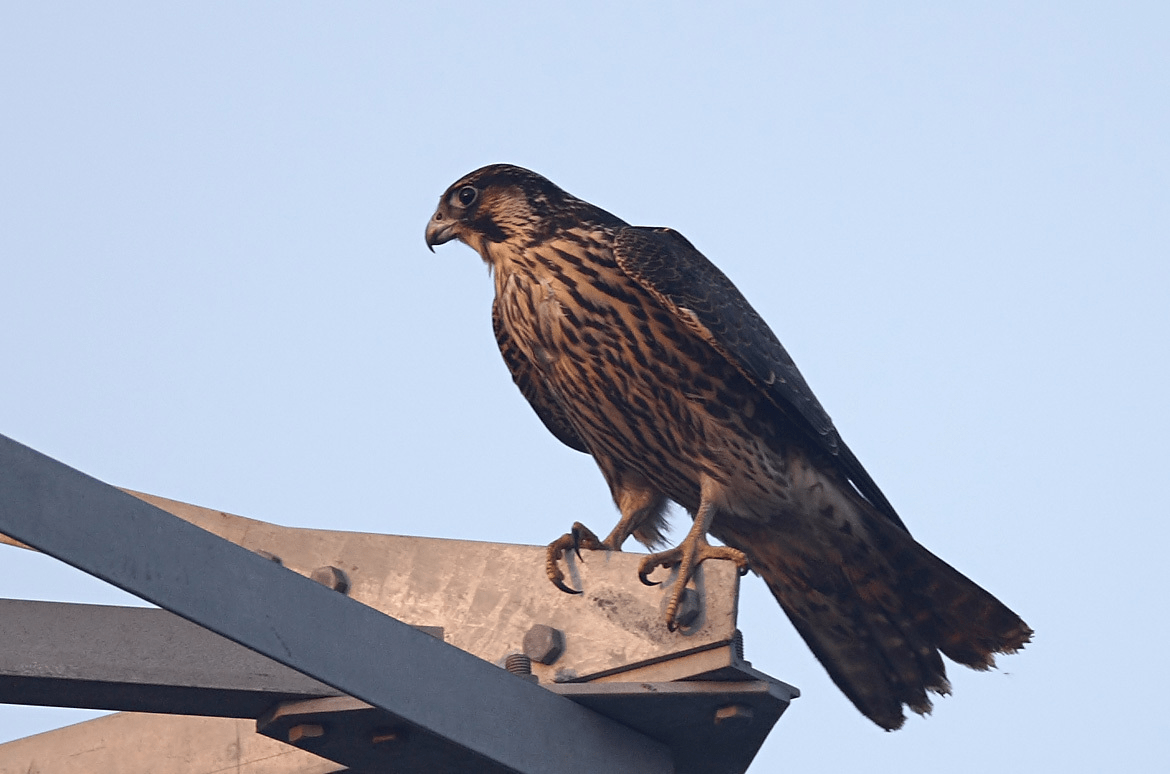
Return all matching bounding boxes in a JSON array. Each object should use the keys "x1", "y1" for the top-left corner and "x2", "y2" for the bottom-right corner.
[{"x1": 715, "y1": 509, "x2": 1032, "y2": 730}]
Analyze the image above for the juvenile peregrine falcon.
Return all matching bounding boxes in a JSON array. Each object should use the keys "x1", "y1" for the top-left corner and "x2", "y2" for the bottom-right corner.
[{"x1": 425, "y1": 164, "x2": 1031, "y2": 730}]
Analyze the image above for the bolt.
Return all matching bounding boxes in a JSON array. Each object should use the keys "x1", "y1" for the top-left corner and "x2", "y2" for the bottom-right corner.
[
  {"x1": 523, "y1": 624, "x2": 566, "y2": 665},
  {"x1": 255, "y1": 550, "x2": 283, "y2": 565},
  {"x1": 504, "y1": 652, "x2": 539, "y2": 682},
  {"x1": 732, "y1": 629, "x2": 746, "y2": 662},
  {"x1": 372, "y1": 726, "x2": 409, "y2": 744},
  {"x1": 674, "y1": 587, "x2": 701, "y2": 628},
  {"x1": 714, "y1": 704, "x2": 754, "y2": 727},
  {"x1": 505, "y1": 653, "x2": 532, "y2": 675},
  {"x1": 288, "y1": 723, "x2": 325, "y2": 743},
  {"x1": 310, "y1": 565, "x2": 350, "y2": 594}
]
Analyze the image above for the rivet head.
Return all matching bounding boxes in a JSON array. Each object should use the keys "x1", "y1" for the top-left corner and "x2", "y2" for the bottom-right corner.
[
  {"x1": 714, "y1": 704, "x2": 754, "y2": 727},
  {"x1": 372, "y1": 726, "x2": 410, "y2": 744},
  {"x1": 310, "y1": 565, "x2": 350, "y2": 594},
  {"x1": 288, "y1": 723, "x2": 325, "y2": 743},
  {"x1": 523, "y1": 624, "x2": 566, "y2": 665}
]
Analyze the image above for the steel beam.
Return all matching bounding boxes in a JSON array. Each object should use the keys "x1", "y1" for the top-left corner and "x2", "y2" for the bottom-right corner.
[
  {"x1": 0, "y1": 599, "x2": 339, "y2": 716},
  {"x1": 260, "y1": 681, "x2": 794, "y2": 774},
  {"x1": 0, "y1": 713, "x2": 345, "y2": 774},
  {"x1": 119, "y1": 489, "x2": 743, "y2": 685},
  {"x1": 0, "y1": 433, "x2": 673, "y2": 774},
  {"x1": 0, "y1": 598, "x2": 795, "y2": 774},
  {"x1": 6, "y1": 486, "x2": 746, "y2": 685}
]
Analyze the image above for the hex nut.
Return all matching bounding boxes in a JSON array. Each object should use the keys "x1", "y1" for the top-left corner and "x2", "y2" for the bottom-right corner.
[
  {"x1": 713, "y1": 704, "x2": 754, "y2": 727},
  {"x1": 522, "y1": 624, "x2": 566, "y2": 665},
  {"x1": 288, "y1": 723, "x2": 325, "y2": 743},
  {"x1": 310, "y1": 565, "x2": 350, "y2": 594}
]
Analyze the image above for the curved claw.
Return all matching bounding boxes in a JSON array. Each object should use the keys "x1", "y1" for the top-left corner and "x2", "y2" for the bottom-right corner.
[
  {"x1": 551, "y1": 576, "x2": 583, "y2": 595},
  {"x1": 570, "y1": 524, "x2": 588, "y2": 561},
  {"x1": 639, "y1": 538, "x2": 749, "y2": 630},
  {"x1": 637, "y1": 551, "x2": 676, "y2": 586},
  {"x1": 546, "y1": 523, "x2": 605, "y2": 595}
]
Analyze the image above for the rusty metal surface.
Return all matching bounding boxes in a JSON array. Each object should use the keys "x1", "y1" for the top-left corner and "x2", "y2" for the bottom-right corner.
[
  {"x1": 0, "y1": 713, "x2": 345, "y2": 774},
  {"x1": 124, "y1": 489, "x2": 742, "y2": 684}
]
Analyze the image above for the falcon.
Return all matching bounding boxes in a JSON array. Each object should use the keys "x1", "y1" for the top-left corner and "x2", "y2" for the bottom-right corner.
[{"x1": 425, "y1": 164, "x2": 1031, "y2": 730}]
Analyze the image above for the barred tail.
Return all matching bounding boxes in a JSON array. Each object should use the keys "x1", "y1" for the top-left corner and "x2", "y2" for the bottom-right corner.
[{"x1": 716, "y1": 510, "x2": 1032, "y2": 730}]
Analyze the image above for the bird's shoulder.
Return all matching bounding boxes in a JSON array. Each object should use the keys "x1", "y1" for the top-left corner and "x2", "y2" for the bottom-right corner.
[
  {"x1": 611, "y1": 225, "x2": 907, "y2": 530},
  {"x1": 611, "y1": 226, "x2": 840, "y2": 447}
]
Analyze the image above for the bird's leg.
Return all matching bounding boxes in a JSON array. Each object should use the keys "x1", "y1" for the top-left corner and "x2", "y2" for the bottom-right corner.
[
  {"x1": 637, "y1": 499, "x2": 749, "y2": 630},
  {"x1": 546, "y1": 522, "x2": 606, "y2": 594},
  {"x1": 546, "y1": 479, "x2": 667, "y2": 594},
  {"x1": 601, "y1": 484, "x2": 668, "y2": 550}
]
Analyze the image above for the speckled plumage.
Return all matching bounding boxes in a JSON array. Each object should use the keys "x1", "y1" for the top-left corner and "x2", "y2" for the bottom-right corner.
[{"x1": 426, "y1": 164, "x2": 1031, "y2": 730}]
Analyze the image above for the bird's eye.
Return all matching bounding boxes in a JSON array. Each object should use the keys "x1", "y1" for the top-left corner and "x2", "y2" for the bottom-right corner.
[{"x1": 456, "y1": 185, "x2": 478, "y2": 207}]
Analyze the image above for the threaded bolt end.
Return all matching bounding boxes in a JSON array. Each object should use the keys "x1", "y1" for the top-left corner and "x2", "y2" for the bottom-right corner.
[{"x1": 505, "y1": 653, "x2": 533, "y2": 676}]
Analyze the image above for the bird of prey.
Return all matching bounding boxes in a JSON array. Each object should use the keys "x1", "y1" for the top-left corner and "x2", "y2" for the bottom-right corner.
[{"x1": 425, "y1": 164, "x2": 1031, "y2": 730}]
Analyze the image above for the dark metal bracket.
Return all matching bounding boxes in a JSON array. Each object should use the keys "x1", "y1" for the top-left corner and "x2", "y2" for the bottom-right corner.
[{"x1": 0, "y1": 433, "x2": 797, "y2": 773}]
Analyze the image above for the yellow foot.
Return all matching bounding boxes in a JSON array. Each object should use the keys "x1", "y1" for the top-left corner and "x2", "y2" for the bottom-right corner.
[
  {"x1": 545, "y1": 522, "x2": 606, "y2": 594},
  {"x1": 638, "y1": 539, "x2": 749, "y2": 630}
]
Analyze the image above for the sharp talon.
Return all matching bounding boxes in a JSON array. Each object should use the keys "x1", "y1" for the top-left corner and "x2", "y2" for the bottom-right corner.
[
  {"x1": 552, "y1": 578, "x2": 582, "y2": 595},
  {"x1": 637, "y1": 534, "x2": 748, "y2": 629},
  {"x1": 547, "y1": 523, "x2": 605, "y2": 595},
  {"x1": 638, "y1": 557, "x2": 665, "y2": 586},
  {"x1": 571, "y1": 526, "x2": 584, "y2": 561}
]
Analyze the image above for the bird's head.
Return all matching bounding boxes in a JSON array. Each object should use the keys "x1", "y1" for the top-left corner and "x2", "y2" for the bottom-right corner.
[{"x1": 425, "y1": 164, "x2": 625, "y2": 258}]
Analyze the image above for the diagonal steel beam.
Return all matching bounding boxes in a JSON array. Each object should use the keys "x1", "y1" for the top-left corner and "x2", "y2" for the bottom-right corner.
[
  {"x1": 0, "y1": 598, "x2": 793, "y2": 774},
  {"x1": 0, "y1": 433, "x2": 672, "y2": 774}
]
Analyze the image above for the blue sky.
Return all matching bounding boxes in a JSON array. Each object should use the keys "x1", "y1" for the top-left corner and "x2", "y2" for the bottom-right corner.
[{"x1": 1, "y1": 3, "x2": 1167, "y2": 771}]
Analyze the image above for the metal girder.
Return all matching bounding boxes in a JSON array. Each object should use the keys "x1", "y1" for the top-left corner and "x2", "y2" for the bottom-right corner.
[
  {"x1": 5, "y1": 486, "x2": 746, "y2": 684},
  {"x1": 0, "y1": 598, "x2": 796, "y2": 774},
  {"x1": 0, "y1": 432, "x2": 801, "y2": 773},
  {"x1": 0, "y1": 713, "x2": 345, "y2": 774},
  {"x1": 0, "y1": 433, "x2": 674, "y2": 774},
  {"x1": 118, "y1": 489, "x2": 744, "y2": 685},
  {"x1": 0, "y1": 599, "x2": 340, "y2": 716},
  {"x1": 260, "y1": 681, "x2": 794, "y2": 774}
]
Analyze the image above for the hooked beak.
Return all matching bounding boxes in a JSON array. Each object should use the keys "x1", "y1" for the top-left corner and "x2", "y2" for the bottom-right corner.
[{"x1": 425, "y1": 210, "x2": 458, "y2": 253}]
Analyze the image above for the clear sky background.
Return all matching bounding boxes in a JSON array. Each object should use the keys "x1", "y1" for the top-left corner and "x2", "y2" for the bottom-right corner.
[{"x1": 1, "y1": 3, "x2": 1167, "y2": 772}]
